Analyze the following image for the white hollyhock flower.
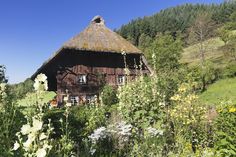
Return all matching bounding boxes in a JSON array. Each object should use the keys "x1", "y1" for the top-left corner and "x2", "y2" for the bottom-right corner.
[
  {"x1": 33, "y1": 80, "x2": 40, "y2": 91},
  {"x1": 13, "y1": 141, "x2": 20, "y2": 150},
  {"x1": 36, "y1": 147, "x2": 47, "y2": 157},
  {"x1": 44, "y1": 80, "x2": 48, "y2": 91},
  {"x1": 20, "y1": 124, "x2": 31, "y2": 135},
  {"x1": 32, "y1": 118, "x2": 43, "y2": 132},
  {"x1": 34, "y1": 73, "x2": 48, "y2": 91},
  {"x1": 23, "y1": 137, "x2": 33, "y2": 150},
  {"x1": 39, "y1": 133, "x2": 47, "y2": 140},
  {"x1": 37, "y1": 73, "x2": 47, "y2": 82}
]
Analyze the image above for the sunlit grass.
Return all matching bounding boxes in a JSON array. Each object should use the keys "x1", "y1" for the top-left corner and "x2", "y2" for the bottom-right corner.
[
  {"x1": 181, "y1": 37, "x2": 225, "y2": 66},
  {"x1": 18, "y1": 91, "x2": 56, "y2": 107},
  {"x1": 199, "y1": 77, "x2": 236, "y2": 105}
]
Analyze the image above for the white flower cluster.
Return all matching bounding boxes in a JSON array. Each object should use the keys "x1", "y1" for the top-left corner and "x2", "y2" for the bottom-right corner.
[
  {"x1": 146, "y1": 127, "x2": 164, "y2": 137},
  {"x1": 88, "y1": 122, "x2": 133, "y2": 155},
  {"x1": 88, "y1": 127, "x2": 107, "y2": 144},
  {"x1": 33, "y1": 73, "x2": 48, "y2": 91},
  {"x1": 13, "y1": 116, "x2": 53, "y2": 157},
  {"x1": 116, "y1": 121, "x2": 132, "y2": 136}
]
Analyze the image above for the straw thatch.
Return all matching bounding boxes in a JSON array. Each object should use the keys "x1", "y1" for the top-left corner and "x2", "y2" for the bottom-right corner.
[
  {"x1": 63, "y1": 16, "x2": 141, "y2": 53},
  {"x1": 32, "y1": 16, "x2": 145, "y2": 79}
]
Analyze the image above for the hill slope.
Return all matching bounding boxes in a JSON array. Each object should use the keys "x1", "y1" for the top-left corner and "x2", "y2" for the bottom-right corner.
[{"x1": 199, "y1": 77, "x2": 236, "y2": 105}]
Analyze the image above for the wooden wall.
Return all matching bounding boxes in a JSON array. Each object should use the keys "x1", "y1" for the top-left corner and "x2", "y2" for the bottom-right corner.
[{"x1": 41, "y1": 49, "x2": 150, "y2": 104}]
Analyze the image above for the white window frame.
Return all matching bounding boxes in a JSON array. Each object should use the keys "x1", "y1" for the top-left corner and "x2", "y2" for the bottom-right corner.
[
  {"x1": 70, "y1": 96, "x2": 79, "y2": 105},
  {"x1": 117, "y1": 75, "x2": 126, "y2": 85},
  {"x1": 77, "y1": 74, "x2": 87, "y2": 84}
]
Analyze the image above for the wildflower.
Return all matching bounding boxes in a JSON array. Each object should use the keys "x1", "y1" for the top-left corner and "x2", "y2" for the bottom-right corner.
[
  {"x1": 146, "y1": 127, "x2": 164, "y2": 137},
  {"x1": 39, "y1": 133, "x2": 47, "y2": 140},
  {"x1": 178, "y1": 85, "x2": 187, "y2": 92},
  {"x1": 34, "y1": 73, "x2": 48, "y2": 91},
  {"x1": 37, "y1": 73, "x2": 47, "y2": 82},
  {"x1": 117, "y1": 121, "x2": 132, "y2": 136},
  {"x1": 13, "y1": 141, "x2": 20, "y2": 150},
  {"x1": 33, "y1": 80, "x2": 40, "y2": 91},
  {"x1": 229, "y1": 107, "x2": 236, "y2": 113},
  {"x1": 36, "y1": 147, "x2": 47, "y2": 157},
  {"x1": 23, "y1": 136, "x2": 33, "y2": 150},
  {"x1": 170, "y1": 94, "x2": 181, "y2": 101},
  {"x1": 90, "y1": 148, "x2": 96, "y2": 155},
  {"x1": 32, "y1": 118, "x2": 43, "y2": 132},
  {"x1": 88, "y1": 127, "x2": 107, "y2": 144},
  {"x1": 21, "y1": 124, "x2": 31, "y2": 135}
]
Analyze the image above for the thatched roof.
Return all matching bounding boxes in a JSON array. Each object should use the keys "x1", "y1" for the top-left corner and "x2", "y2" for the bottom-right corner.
[
  {"x1": 63, "y1": 16, "x2": 141, "y2": 53},
  {"x1": 32, "y1": 16, "x2": 144, "y2": 81}
]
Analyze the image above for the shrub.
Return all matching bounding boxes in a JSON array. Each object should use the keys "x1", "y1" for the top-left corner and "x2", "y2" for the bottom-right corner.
[
  {"x1": 101, "y1": 85, "x2": 118, "y2": 106},
  {"x1": 214, "y1": 102, "x2": 236, "y2": 156},
  {"x1": 223, "y1": 63, "x2": 236, "y2": 78}
]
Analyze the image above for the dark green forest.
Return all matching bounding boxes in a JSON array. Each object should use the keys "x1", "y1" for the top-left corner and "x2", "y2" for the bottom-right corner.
[{"x1": 117, "y1": 1, "x2": 236, "y2": 46}]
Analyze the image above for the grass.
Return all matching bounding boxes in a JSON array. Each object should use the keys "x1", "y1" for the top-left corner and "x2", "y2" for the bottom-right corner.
[
  {"x1": 181, "y1": 37, "x2": 226, "y2": 65},
  {"x1": 18, "y1": 91, "x2": 56, "y2": 114},
  {"x1": 199, "y1": 77, "x2": 236, "y2": 105},
  {"x1": 18, "y1": 91, "x2": 56, "y2": 107}
]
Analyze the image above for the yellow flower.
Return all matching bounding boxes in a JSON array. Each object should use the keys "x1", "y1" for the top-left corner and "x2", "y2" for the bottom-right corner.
[
  {"x1": 171, "y1": 94, "x2": 181, "y2": 101},
  {"x1": 178, "y1": 85, "x2": 187, "y2": 92},
  {"x1": 229, "y1": 107, "x2": 236, "y2": 113}
]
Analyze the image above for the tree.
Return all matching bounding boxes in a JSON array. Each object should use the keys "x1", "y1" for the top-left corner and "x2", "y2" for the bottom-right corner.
[
  {"x1": 219, "y1": 10, "x2": 236, "y2": 61},
  {"x1": 0, "y1": 65, "x2": 7, "y2": 83},
  {"x1": 188, "y1": 12, "x2": 216, "y2": 91},
  {"x1": 138, "y1": 33, "x2": 153, "y2": 62},
  {"x1": 148, "y1": 33, "x2": 183, "y2": 72},
  {"x1": 147, "y1": 33, "x2": 183, "y2": 103}
]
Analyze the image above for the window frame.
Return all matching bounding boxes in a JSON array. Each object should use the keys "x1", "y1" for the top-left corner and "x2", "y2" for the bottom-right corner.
[
  {"x1": 117, "y1": 75, "x2": 126, "y2": 85},
  {"x1": 77, "y1": 74, "x2": 87, "y2": 85}
]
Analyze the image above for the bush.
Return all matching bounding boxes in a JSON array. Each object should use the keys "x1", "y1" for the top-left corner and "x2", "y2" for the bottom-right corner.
[
  {"x1": 223, "y1": 63, "x2": 236, "y2": 78},
  {"x1": 214, "y1": 102, "x2": 236, "y2": 156},
  {"x1": 101, "y1": 85, "x2": 118, "y2": 106}
]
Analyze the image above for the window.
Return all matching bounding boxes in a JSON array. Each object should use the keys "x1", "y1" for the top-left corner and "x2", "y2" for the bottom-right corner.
[
  {"x1": 86, "y1": 95, "x2": 98, "y2": 103},
  {"x1": 77, "y1": 74, "x2": 87, "y2": 84},
  {"x1": 117, "y1": 75, "x2": 125, "y2": 85},
  {"x1": 70, "y1": 96, "x2": 79, "y2": 105}
]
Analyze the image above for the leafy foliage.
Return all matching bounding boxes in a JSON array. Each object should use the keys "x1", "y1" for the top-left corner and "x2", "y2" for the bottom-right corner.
[
  {"x1": 9, "y1": 78, "x2": 34, "y2": 100},
  {"x1": 214, "y1": 103, "x2": 236, "y2": 156},
  {"x1": 101, "y1": 85, "x2": 118, "y2": 106}
]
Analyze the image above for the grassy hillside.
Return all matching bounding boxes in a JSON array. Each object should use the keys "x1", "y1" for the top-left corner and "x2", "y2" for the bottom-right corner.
[
  {"x1": 199, "y1": 77, "x2": 236, "y2": 105},
  {"x1": 181, "y1": 37, "x2": 225, "y2": 65}
]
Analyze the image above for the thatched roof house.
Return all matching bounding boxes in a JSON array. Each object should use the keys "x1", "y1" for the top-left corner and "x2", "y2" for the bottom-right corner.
[{"x1": 32, "y1": 16, "x2": 151, "y2": 105}]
